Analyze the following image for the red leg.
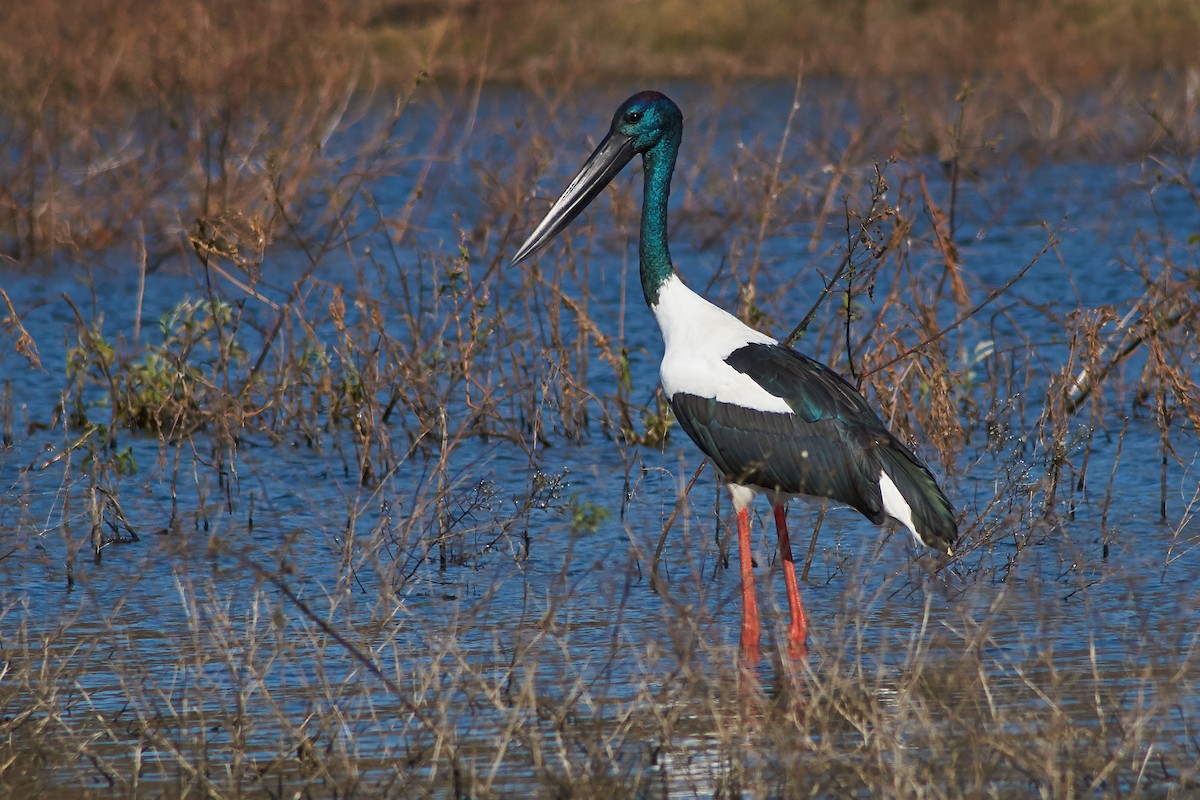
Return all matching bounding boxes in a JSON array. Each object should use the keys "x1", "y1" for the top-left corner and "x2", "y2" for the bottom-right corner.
[
  {"x1": 774, "y1": 504, "x2": 809, "y2": 659},
  {"x1": 736, "y1": 506, "x2": 761, "y2": 664}
]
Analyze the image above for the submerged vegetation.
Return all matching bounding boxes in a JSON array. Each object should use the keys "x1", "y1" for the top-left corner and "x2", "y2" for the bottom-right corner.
[{"x1": 1, "y1": 0, "x2": 1199, "y2": 797}]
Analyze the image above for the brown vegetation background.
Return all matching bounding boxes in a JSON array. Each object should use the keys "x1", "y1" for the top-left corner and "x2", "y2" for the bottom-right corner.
[
  {"x1": 3, "y1": 0, "x2": 1198, "y2": 264},
  {"x1": 4, "y1": 0, "x2": 1199, "y2": 94}
]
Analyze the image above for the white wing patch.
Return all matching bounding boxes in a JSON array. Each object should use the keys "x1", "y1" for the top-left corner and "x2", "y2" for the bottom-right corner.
[
  {"x1": 652, "y1": 275, "x2": 792, "y2": 414},
  {"x1": 878, "y1": 470, "x2": 923, "y2": 547}
]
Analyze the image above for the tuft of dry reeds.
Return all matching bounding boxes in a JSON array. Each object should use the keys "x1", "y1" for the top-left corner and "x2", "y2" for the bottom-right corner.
[{"x1": 0, "y1": 0, "x2": 397, "y2": 261}]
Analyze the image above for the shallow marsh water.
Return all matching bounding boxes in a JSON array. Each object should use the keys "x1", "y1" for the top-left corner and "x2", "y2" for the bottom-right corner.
[{"x1": 1, "y1": 83, "x2": 1198, "y2": 797}]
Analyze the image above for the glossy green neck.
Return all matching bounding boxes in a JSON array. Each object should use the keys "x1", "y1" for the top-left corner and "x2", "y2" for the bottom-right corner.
[{"x1": 638, "y1": 133, "x2": 679, "y2": 307}]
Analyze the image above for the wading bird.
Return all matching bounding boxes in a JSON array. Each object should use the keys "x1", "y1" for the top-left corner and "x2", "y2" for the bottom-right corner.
[{"x1": 512, "y1": 91, "x2": 957, "y2": 662}]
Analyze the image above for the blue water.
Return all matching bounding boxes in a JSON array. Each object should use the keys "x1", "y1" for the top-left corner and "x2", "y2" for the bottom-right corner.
[{"x1": 1, "y1": 83, "x2": 1197, "y2": 795}]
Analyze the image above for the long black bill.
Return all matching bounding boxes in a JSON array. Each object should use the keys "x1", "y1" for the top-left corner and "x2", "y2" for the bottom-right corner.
[{"x1": 511, "y1": 130, "x2": 637, "y2": 265}]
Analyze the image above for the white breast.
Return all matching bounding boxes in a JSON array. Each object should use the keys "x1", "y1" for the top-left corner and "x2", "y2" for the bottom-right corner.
[{"x1": 651, "y1": 275, "x2": 793, "y2": 414}]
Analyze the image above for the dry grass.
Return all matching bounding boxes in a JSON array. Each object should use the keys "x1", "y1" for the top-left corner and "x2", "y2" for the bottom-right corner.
[
  {"x1": 0, "y1": 0, "x2": 398, "y2": 260},
  {"x1": 4, "y1": 122, "x2": 1198, "y2": 794},
  {"x1": 2, "y1": 1, "x2": 1200, "y2": 797},
  {"x1": 2, "y1": 512, "x2": 1197, "y2": 798},
  {"x1": 366, "y1": 0, "x2": 1200, "y2": 84},
  {"x1": 3, "y1": 0, "x2": 1200, "y2": 259}
]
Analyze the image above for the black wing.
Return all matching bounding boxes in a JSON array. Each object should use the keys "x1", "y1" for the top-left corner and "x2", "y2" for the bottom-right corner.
[{"x1": 668, "y1": 343, "x2": 957, "y2": 551}]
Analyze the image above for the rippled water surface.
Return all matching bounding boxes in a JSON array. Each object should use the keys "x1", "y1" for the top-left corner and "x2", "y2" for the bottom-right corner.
[{"x1": 1, "y1": 83, "x2": 1198, "y2": 797}]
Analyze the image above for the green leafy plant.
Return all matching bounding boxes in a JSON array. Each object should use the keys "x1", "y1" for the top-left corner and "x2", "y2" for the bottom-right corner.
[
  {"x1": 65, "y1": 297, "x2": 247, "y2": 436},
  {"x1": 569, "y1": 495, "x2": 611, "y2": 533}
]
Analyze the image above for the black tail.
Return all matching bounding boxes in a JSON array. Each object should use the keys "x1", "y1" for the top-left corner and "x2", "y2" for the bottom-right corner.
[{"x1": 877, "y1": 443, "x2": 958, "y2": 554}]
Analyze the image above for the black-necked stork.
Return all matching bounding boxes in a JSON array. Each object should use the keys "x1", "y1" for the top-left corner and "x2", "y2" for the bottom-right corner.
[{"x1": 512, "y1": 91, "x2": 957, "y2": 662}]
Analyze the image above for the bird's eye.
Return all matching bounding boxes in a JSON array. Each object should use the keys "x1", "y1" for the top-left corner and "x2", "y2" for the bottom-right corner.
[{"x1": 626, "y1": 110, "x2": 642, "y2": 123}]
